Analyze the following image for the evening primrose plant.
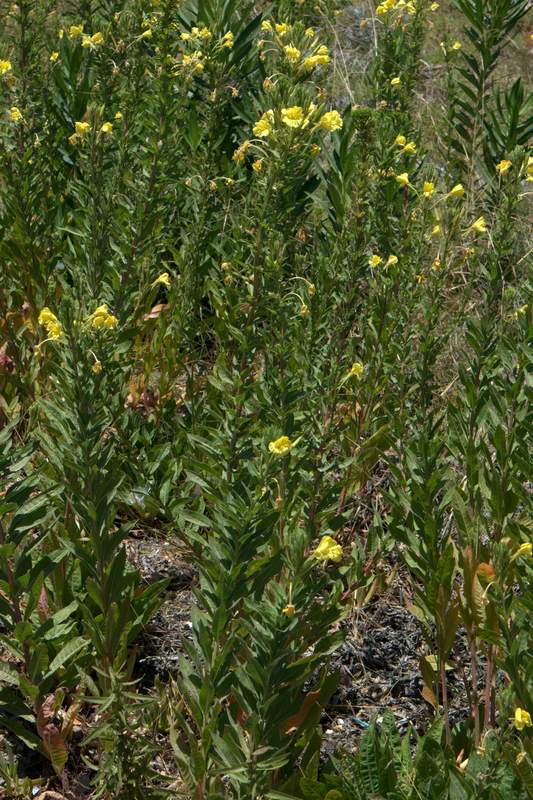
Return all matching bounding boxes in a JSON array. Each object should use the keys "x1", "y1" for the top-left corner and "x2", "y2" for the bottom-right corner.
[{"x1": 0, "y1": 0, "x2": 532, "y2": 795}]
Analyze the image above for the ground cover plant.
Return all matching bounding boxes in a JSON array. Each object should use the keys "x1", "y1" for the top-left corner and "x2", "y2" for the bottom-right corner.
[{"x1": 0, "y1": 0, "x2": 531, "y2": 798}]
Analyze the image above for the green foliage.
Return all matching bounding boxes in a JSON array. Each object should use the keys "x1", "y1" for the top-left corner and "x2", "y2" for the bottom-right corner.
[{"x1": 0, "y1": 0, "x2": 531, "y2": 796}]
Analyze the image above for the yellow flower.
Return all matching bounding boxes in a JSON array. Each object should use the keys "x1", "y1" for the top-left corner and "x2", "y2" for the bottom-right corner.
[
  {"x1": 415, "y1": 273, "x2": 425, "y2": 284},
  {"x1": 300, "y1": 303, "x2": 310, "y2": 316},
  {"x1": 349, "y1": 361, "x2": 364, "y2": 379},
  {"x1": 305, "y1": 27, "x2": 316, "y2": 37},
  {"x1": 100, "y1": 121, "x2": 113, "y2": 134},
  {"x1": 75, "y1": 121, "x2": 90, "y2": 136},
  {"x1": 281, "y1": 106, "x2": 305, "y2": 129},
  {"x1": 253, "y1": 110, "x2": 274, "y2": 137},
  {"x1": 180, "y1": 32, "x2": 191, "y2": 41},
  {"x1": 261, "y1": 20, "x2": 272, "y2": 31},
  {"x1": 92, "y1": 360, "x2": 102, "y2": 374},
  {"x1": 395, "y1": 134, "x2": 406, "y2": 147},
  {"x1": 369, "y1": 254, "x2": 383, "y2": 267},
  {"x1": 81, "y1": 35, "x2": 92, "y2": 48},
  {"x1": 38, "y1": 308, "x2": 63, "y2": 340},
  {"x1": 275, "y1": 22, "x2": 290, "y2": 37},
  {"x1": 423, "y1": 181, "x2": 435, "y2": 197},
  {"x1": 510, "y1": 304, "x2": 528, "y2": 320},
  {"x1": 514, "y1": 708, "x2": 532, "y2": 731},
  {"x1": 386, "y1": 254, "x2": 398, "y2": 267},
  {"x1": 430, "y1": 3, "x2": 439, "y2": 9},
  {"x1": 10, "y1": 107, "x2": 22, "y2": 122},
  {"x1": 197, "y1": 26, "x2": 212, "y2": 40},
  {"x1": 153, "y1": 272, "x2": 171, "y2": 287},
  {"x1": 319, "y1": 110, "x2": 343, "y2": 132},
  {"x1": 390, "y1": 76, "x2": 401, "y2": 87},
  {"x1": 495, "y1": 159, "x2": 511, "y2": 175},
  {"x1": 308, "y1": 283, "x2": 316, "y2": 296},
  {"x1": 140, "y1": 29, "x2": 153, "y2": 39},
  {"x1": 115, "y1": 111, "x2": 123, "y2": 121},
  {"x1": 69, "y1": 24, "x2": 84, "y2": 38},
  {"x1": 312, "y1": 535, "x2": 343, "y2": 564},
  {"x1": 395, "y1": 172, "x2": 409, "y2": 187},
  {"x1": 452, "y1": 40, "x2": 462, "y2": 50},
  {"x1": 432, "y1": 258, "x2": 441, "y2": 270},
  {"x1": 252, "y1": 159, "x2": 263, "y2": 172},
  {"x1": 282, "y1": 603, "x2": 296, "y2": 618},
  {"x1": 91, "y1": 32, "x2": 104, "y2": 45},
  {"x1": 430, "y1": 223, "x2": 442, "y2": 237},
  {"x1": 468, "y1": 216, "x2": 487, "y2": 234},
  {"x1": 88, "y1": 304, "x2": 118, "y2": 330},
  {"x1": 233, "y1": 140, "x2": 250, "y2": 163},
  {"x1": 0, "y1": 59, "x2": 12, "y2": 75},
  {"x1": 448, "y1": 183, "x2": 465, "y2": 198},
  {"x1": 268, "y1": 435, "x2": 294, "y2": 456},
  {"x1": 222, "y1": 31, "x2": 234, "y2": 48},
  {"x1": 401, "y1": 141, "x2": 417, "y2": 155},
  {"x1": 284, "y1": 44, "x2": 301, "y2": 63},
  {"x1": 515, "y1": 542, "x2": 532, "y2": 559},
  {"x1": 50, "y1": 51, "x2": 59, "y2": 62},
  {"x1": 311, "y1": 143, "x2": 321, "y2": 156}
]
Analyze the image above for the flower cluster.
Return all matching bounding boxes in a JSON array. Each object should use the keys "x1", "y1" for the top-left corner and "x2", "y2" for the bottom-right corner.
[
  {"x1": 38, "y1": 308, "x2": 63, "y2": 341},
  {"x1": 87, "y1": 304, "x2": 118, "y2": 330},
  {"x1": 312, "y1": 535, "x2": 343, "y2": 563},
  {"x1": 376, "y1": 0, "x2": 417, "y2": 20}
]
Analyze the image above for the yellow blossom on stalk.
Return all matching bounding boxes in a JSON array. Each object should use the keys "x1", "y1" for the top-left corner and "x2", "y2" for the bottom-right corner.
[
  {"x1": 401, "y1": 141, "x2": 417, "y2": 155},
  {"x1": 0, "y1": 59, "x2": 12, "y2": 75},
  {"x1": 431, "y1": 223, "x2": 442, "y2": 237},
  {"x1": 181, "y1": 32, "x2": 191, "y2": 40},
  {"x1": 311, "y1": 143, "x2": 321, "y2": 156},
  {"x1": 261, "y1": 20, "x2": 272, "y2": 31},
  {"x1": 349, "y1": 361, "x2": 364, "y2": 379},
  {"x1": 253, "y1": 109, "x2": 274, "y2": 137},
  {"x1": 100, "y1": 121, "x2": 113, "y2": 134},
  {"x1": 281, "y1": 106, "x2": 305, "y2": 128},
  {"x1": 252, "y1": 159, "x2": 263, "y2": 172},
  {"x1": 282, "y1": 603, "x2": 295, "y2": 617},
  {"x1": 10, "y1": 107, "x2": 22, "y2": 122},
  {"x1": 38, "y1": 308, "x2": 63, "y2": 340},
  {"x1": 495, "y1": 159, "x2": 511, "y2": 175},
  {"x1": 510, "y1": 304, "x2": 528, "y2": 320},
  {"x1": 153, "y1": 272, "x2": 170, "y2": 287},
  {"x1": 221, "y1": 31, "x2": 234, "y2": 48},
  {"x1": 396, "y1": 172, "x2": 409, "y2": 187},
  {"x1": 415, "y1": 273, "x2": 425, "y2": 284},
  {"x1": 319, "y1": 110, "x2": 343, "y2": 132},
  {"x1": 305, "y1": 27, "x2": 316, "y2": 37},
  {"x1": 515, "y1": 542, "x2": 532, "y2": 559},
  {"x1": 50, "y1": 51, "x2": 59, "y2": 62},
  {"x1": 431, "y1": 2, "x2": 439, "y2": 9},
  {"x1": 115, "y1": 111, "x2": 123, "y2": 121},
  {"x1": 395, "y1": 134, "x2": 406, "y2": 147},
  {"x1": 386, "y1": 254, "x2": 398, "y2": 267},
  {"x1": 300, "y1": 303, "x2": 310, "y2": 316},
  {"x1": 451, "y1": 40, "x2": 462, "y2": 50},
  {"x1": 423, "y1": 181, "x2": 435, "y2": 197},
  {"x1": 140, "y1": 28, "x2": 153, "y2": 39},
  {"x1": 284, "y1": 44, "x2": 301, "y2": 63},
  {"x1": 275, "y1": 22, "x2": 290, "y2": 37},
  {"x1": 197, "y1": 26, "x2": 212, "y2": 40},
  {"x1": 69, "y1": 24, "x2": 84, "y2": 38},
  {"x1": 390, "y1": 76, "x2": 401, "y2": 86},
  {"x1": 233, "y1": 140, "x2": 250, "y2": 163},
  {"x1": 91, "y1": 32, "x2": 104, "y2": 45},
  {"x1": 88, "y1": 304, "x2": 118, "y2": 330},
  {"x1": 312, "y1": 535, "x2": 343, "y2": 564},
  {"x1": 75, "y1": 121, "x2": 90, "y2": 136},
  {"x1": 514, "y1": 708, "x2": 532, "y2": 731},
  {"x1": 448, "y1": 183, "x2": 465, "y2": 198},
  {"x1": 369, "y1": 254, "x2": 383, "y2": 267},
  {"x1": 92, "y1": 360, "x2": 102, "y2": 374},
  {"x1": 268, "y1": 435, "x2": 294, "y2": 456},
  {"x1": 468, "y1": 216, "x2": 487, "y2": 234},
  {"x1": 304, "y1": 44, "x2": 330, "y2": 70},
  {"x1": 405, "y1": 2, "x2": 416, "y2": 13}
]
